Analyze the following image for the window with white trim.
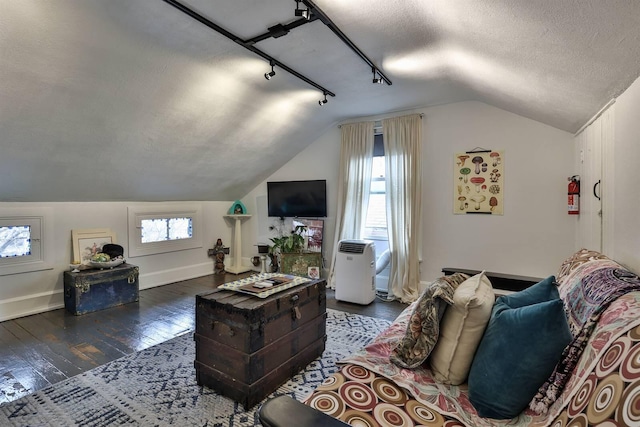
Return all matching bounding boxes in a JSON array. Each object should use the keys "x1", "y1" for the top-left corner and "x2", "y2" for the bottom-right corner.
[
  {"x1": 141, "y1": 217, "x2": 192, "y2": 243},
  {"x1": 363, "y1": 134, "x2": 388, "y2": 241},
  {"x1": 0, "y1": 207, "x2": 53, "y2": 275},
  {"x1": 128, "y1": 204, "x2": 203, "y2": 257},
  {"x1": 0, "y1": 218, "x2": 41, "y2": 263}
]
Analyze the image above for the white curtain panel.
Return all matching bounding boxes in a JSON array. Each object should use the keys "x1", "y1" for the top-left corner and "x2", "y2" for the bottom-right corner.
[
  {"x1": 327, "y1": 121, "x2": 374, "y2": 288},
  {"x1": 383, "y1": 114, "x2": 423, "y2": 302}
]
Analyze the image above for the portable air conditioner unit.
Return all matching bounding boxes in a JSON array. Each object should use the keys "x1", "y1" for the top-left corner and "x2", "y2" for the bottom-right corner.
[{"x1": 334, "y1": 239, "x2": 376, "y2": 305}]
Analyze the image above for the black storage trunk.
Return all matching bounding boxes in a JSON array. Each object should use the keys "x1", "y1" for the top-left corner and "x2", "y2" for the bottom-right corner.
[
  {"x1": 194, "y1": 278, "x2": 327, "y2": 409},
  {"x1": 64, "y1": 263, "x2": 139, "y2": 315}
]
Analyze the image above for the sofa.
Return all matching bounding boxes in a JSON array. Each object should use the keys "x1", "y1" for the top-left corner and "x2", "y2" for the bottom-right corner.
[{"x1": 299, "y1": 249, "x2": 640, "y2": 426}]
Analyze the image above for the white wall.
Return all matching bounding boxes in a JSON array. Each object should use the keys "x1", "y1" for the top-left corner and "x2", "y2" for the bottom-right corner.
[
  {"x1": 611, "y1": 75, "x2": 640, "y2": 273},
  {"x1": 424, "y1": 102, "x2": 574, "y2": 279},
  {"x1": 241, "y1": 126, "x2": 341, "y2": 272},
  {"x1": 0, "y1": 201, "x2": 233, "y2": 321},
  {"x1": 242, "y1": 101, "x2": 576, "y2": 283}
]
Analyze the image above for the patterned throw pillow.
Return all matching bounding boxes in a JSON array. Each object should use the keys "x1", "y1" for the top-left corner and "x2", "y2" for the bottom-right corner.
[{"x1": 390, "y1": 273, "x2": 469, "y2": 369}]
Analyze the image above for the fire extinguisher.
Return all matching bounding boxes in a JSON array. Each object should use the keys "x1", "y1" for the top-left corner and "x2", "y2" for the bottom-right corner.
[{"x1": 568, "y1": 175, "x2": 580, "y2": 215}]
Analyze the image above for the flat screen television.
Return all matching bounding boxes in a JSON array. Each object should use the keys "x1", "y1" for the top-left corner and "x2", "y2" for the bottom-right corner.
[{"x1": 267, "y1": 180, "x2": 327, "y2": 218}]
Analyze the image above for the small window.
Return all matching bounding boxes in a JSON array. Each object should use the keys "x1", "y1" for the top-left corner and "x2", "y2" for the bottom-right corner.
[
  {"x1": 141, "y1": 217, "x2": 193, "y2": 243},
  {"x1": 0, "y1": 208, "x2": 53, "y2": 275},
  {"x1": 128, "y1": 205, "x2": 202, "y2": 257},
  {"x1": 0, "y1": 225, "x2": 33, "y2": 258}
]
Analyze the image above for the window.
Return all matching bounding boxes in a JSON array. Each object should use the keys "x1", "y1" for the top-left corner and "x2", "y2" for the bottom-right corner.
[
  {"x1": 0, "y1": 224, "x2": 33, "y2": 258},
  {"x1": 364, "y1": 134, "x2": 388, "y2": 240},
  {"x1": 0, "y1": 207, "x2": 53, "y2": 275},
  {"x1": 0, "y1": 220, "x2": 40, "y2": 263},
  {"x1": 128, "y1": 204, "x2": 202, "y2": 257},
  {"x1": 141, "y1": 217, "x2": 192, "y2": 243}
]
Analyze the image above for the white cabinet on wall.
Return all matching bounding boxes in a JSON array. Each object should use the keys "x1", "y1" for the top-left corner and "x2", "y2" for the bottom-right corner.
[{"x1": 574, "y1": 104, "x2": 614, "y2": 253}]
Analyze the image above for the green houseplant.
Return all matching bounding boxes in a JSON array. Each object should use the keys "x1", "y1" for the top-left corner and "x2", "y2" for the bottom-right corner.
[
  {"x1": 269, "y1": 225, "x2": 307, "y2": 255},
  {"x1": 269, "y1": 225, "x2": 322, "y2": 274},
  {"x1": 269, "y1": 225, "x2": 307, "y2": 266}
]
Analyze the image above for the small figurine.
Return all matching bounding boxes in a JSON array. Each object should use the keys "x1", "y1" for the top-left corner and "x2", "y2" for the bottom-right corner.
[
  {"x1": 213, "y1": 238, "x2": 226, "y2": 274},
  {"x1": 268, "y1": 253, "x2": 278, "y2": 273},
  {"x1": 228, "y1": 200, "x2": 247, "y2": 215}
]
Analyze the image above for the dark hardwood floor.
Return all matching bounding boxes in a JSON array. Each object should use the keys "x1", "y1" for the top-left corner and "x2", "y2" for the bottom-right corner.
[{"x1": 0, "y1": 273, "x2": 407, "y2": 404}]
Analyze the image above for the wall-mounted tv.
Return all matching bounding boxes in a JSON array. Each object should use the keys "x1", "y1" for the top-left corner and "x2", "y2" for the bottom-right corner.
[{"x1": 267, "y1": 180, "x2": 327, "y2": 218}]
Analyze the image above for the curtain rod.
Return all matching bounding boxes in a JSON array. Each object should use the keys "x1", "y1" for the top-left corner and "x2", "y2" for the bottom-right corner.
[{"x1": 338, "y1": 113, "x2": 423, "y2": 128}]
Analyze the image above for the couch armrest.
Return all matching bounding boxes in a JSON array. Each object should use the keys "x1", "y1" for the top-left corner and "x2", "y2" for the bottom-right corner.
[{"x1": 258, "y1": 395, "x2": 348, "y2": 427}]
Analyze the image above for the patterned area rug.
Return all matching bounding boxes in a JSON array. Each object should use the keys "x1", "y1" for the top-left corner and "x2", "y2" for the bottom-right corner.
[{"x1": 0, "y1": 309, "x2": 390, "y2": 426}]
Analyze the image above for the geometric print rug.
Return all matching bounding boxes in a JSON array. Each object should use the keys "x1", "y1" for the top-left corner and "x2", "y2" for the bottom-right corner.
[{"x1": 0, "y1": 309, "x2": 390, "y2": 426}]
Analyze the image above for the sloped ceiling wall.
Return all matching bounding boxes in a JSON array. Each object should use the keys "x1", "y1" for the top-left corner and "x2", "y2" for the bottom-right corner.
[{"x1": 1, "y1": 0, "x2": 640, "y2": 202}]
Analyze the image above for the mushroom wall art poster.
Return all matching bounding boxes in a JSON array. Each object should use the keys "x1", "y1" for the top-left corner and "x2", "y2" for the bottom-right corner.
[{"x1": 454, "y1": 150, "x2": 504, "y2": 214}]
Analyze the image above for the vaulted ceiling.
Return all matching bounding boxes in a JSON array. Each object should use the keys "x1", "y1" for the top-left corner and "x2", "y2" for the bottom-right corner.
[{"x1": 2, "y1": 0, "x2": 640, "y2": 202}]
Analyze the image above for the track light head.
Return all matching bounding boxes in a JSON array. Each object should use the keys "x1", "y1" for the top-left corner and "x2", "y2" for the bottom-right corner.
[
  {"x1": 318, "y1": 93, "x2": 328, "y2": 106},
  {"x1": 295, "y1": 1, "x2": 311, "y2": 20},
  {"x1": 264, "y1": 62, "x2": 276, "y2": 80},
  {"x1": 372, "y1": 68, "x2": 384, "y2": 84}
]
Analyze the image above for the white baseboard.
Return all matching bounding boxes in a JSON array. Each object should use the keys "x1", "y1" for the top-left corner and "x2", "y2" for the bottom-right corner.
[
  {"x1": 0, "y1": 290, "x2": 65, "y2": 322},
  {"x1": 139, "y1": 262, "x2": 213, "y2": 290}
]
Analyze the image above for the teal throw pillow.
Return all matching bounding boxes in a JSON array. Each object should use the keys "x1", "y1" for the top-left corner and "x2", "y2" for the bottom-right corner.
[
  {"x1": 498, "y1": 275, "x2": 558, "y2": 309},
  {"x1": 467, "y1": 298, "x2": 572, "y2": 419}
]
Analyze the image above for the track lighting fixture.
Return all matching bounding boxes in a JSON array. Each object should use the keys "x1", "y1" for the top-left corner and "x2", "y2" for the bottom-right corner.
[
  {"x1": 163, "y1": 0, "x2": 390, "y2": 100},
  {"x1": 295, "y1": 1, "x2": 311, "y2": 20},
  {"x1": 264, "y1": 61, "x2": 276, "y2": 80},
  {"x1": 372, "y1": 68, "x2": 383, "y2": 84}
]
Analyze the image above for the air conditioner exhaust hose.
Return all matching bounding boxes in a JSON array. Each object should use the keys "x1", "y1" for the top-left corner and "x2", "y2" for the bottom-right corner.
[{"x1": 375, "y1": 249, "x2": 391, "y2": 274}]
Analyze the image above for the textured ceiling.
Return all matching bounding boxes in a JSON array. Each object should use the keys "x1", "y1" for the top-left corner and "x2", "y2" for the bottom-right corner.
[{"x1": 1, "y1": 0, "x2": 640, "y2": 202}]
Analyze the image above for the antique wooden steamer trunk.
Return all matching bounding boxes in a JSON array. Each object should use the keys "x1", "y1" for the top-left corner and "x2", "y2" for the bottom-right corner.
[
  {"x1": 194, "y1": 278, "x2": 327, "y2": 409},
  {"x1": 63, "y1": 263, "x2": 139, "y2": 315}
]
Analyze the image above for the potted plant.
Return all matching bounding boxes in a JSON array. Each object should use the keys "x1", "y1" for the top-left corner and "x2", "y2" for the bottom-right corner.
[
  {"x1": 267, "y1": 225, "x2": 321, "y2": 276},
  {"x1": 268, "y1": 225, "x2": 306, "y2": 272},
  {"x1": 269, "y1": 225, "x2": 307, "y2": 254}
]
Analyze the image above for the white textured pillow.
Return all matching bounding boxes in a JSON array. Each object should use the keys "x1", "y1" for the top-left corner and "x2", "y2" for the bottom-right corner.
[{"x1": 429, "y1": 271, "x2": 494, "y2": 385}]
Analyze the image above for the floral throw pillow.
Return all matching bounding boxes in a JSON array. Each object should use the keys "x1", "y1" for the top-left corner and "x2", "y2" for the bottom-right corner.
[{"x1": 390, "y1": 272, "x2": 469, "y2": 369}]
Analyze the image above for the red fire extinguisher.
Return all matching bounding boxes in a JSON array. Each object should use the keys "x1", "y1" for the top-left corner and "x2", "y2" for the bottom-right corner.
[{"x1": 568, "y1": 176, "x2": 580, "y2": 215}]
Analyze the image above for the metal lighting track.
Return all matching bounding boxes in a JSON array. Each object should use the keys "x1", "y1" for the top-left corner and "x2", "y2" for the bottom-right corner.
[
  {"x1": 162, "y1": 0, "x2": 336, "y2": 97},
  {"x1": 300, "y1": 0, "x2": 392, "y2": 86}
]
